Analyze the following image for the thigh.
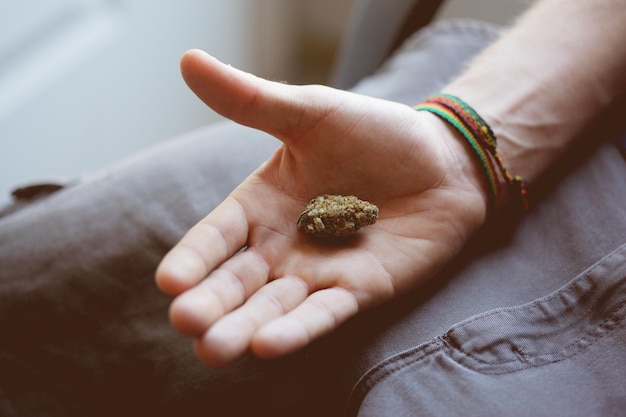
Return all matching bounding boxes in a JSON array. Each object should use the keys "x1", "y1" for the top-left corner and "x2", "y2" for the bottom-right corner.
[{"x1": 0, "y1": 123, "x2": 284, "y2": 417}]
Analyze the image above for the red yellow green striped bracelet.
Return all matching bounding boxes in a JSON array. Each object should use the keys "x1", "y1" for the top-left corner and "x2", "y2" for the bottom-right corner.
[{"x1": 414, "y1": 93, "x2": 528, "y2": 211}]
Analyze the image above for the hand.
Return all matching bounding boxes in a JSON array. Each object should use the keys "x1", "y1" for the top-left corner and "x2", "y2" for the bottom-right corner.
[{"x1": 155, "y1": 49, "x2": 488, "y2": 367}]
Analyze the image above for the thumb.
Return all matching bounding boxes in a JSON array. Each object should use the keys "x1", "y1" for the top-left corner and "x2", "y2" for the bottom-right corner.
[{"x1": 180, "y1": 49, "x2": 335, "y2": 142}]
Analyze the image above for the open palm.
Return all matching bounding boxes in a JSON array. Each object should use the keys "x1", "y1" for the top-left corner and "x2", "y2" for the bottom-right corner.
[{"x1": 155, "y1": 50, "x2": 487, "y2": 367}]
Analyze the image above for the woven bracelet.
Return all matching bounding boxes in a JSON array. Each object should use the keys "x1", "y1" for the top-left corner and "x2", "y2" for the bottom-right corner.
[{"x1": 414, "y1": 93, "x2": 528, "y2": 211}]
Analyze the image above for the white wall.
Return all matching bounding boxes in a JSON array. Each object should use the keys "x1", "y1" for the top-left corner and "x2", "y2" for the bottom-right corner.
[{"x1": 0, "y1": 0, "x2": 266, "y2": 206}]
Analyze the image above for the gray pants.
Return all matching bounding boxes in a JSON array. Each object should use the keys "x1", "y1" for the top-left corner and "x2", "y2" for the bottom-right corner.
[{"x1": 1, "y1": 21, "x2": 625, "y2": 417}]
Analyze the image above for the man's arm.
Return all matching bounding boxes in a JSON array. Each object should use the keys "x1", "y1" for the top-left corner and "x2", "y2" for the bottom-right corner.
[
  {"x1": 444, "y1": 0, "x2": 626, "y2": 188},
  {"x1": 156, "y1": 0, "x2": 626, "y2": 367}
]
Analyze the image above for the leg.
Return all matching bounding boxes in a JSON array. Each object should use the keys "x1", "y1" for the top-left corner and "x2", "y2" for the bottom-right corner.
[
  {"x1": 0, "y1": 20, "x2": 505, "y2": 417},
  {"x1": 0, "y1": 123, "x2": 287, "y2": 416},
  {"x1": 348, "y1": 134, "x2": 626, "y2": 416}
]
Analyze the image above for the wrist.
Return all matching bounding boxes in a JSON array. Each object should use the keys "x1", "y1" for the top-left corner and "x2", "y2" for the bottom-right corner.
[
  {"x1": 439, "y1": 0, "x2": 626, "y2": 189},
  {"x1": 442, "y1": 79, "x2": 551, "y2": 188},
  {"x1": 415, "y1": 94, "x2": 528, "y2": 212},
  {"x1": 419, "y1": 111, "x2": 490, "y2": 217}
]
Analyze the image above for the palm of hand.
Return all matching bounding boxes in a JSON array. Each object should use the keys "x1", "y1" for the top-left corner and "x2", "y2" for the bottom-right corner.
[{"x1": 155, "y1": 50, "x2": 487, "y2": 367}]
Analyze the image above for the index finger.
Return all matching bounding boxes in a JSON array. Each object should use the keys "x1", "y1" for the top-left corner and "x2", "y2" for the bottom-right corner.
[{"x1": 156, "y1": 196, "x2": 248, "y2": 295}]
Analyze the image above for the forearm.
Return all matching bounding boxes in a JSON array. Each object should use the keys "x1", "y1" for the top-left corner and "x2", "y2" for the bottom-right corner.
[{"x1": 443, "y1": 0, "x2": 626, "y2": 187}]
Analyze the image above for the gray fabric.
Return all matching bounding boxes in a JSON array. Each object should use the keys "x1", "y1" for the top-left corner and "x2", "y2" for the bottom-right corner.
[
  {"x1": 350, "y1": 19, "x2": 502, "y2": 102},
  {"x1": 0, "y1": 125, "x2": 284, "y2": 416},
  {"x1": 1, "y1": 19, "x2": 624, "y2": 417},
  {"x1": 347, "y1": 141, "x2": 626, "y2": 416}
]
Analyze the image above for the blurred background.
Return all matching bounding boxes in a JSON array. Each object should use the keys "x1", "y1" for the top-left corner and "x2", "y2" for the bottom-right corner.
[{"x1": 0, "y1": 0, "x2": 530, "y2": 206}]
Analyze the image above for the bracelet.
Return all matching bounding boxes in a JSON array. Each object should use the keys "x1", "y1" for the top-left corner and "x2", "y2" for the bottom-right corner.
[{"x1": 414, "y1": 93, "x2": 528, "y2": 211}]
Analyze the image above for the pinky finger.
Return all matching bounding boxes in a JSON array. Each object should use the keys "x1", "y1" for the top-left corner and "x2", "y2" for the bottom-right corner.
[{"x1": 250, "y1": 287, "x2": 360, "y2": 359}]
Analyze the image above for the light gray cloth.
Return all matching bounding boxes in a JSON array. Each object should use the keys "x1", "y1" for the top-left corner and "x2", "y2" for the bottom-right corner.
[
  {"x1": 347, "y1": 141, "x2": 626, "y2": 416},
  {"x1": 1, "y1": 20, "x2": 624, "y2": 417}
]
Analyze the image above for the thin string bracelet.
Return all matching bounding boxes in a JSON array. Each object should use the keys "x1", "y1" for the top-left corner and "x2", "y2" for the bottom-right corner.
[
  {"x1": 435, "y1": 94, "x2": 526, "y2": 203},
  {"x1": 414, "y1": 94, "x2": 529, "y2": 211}
]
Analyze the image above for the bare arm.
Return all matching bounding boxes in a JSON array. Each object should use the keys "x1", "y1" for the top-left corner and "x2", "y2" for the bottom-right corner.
[
  {"x1": 444, "y1": 0, "x2": 626, "y2": 189},
  {"x1": 156, "y1": 0, "x2": 626, "y2": 367}
]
